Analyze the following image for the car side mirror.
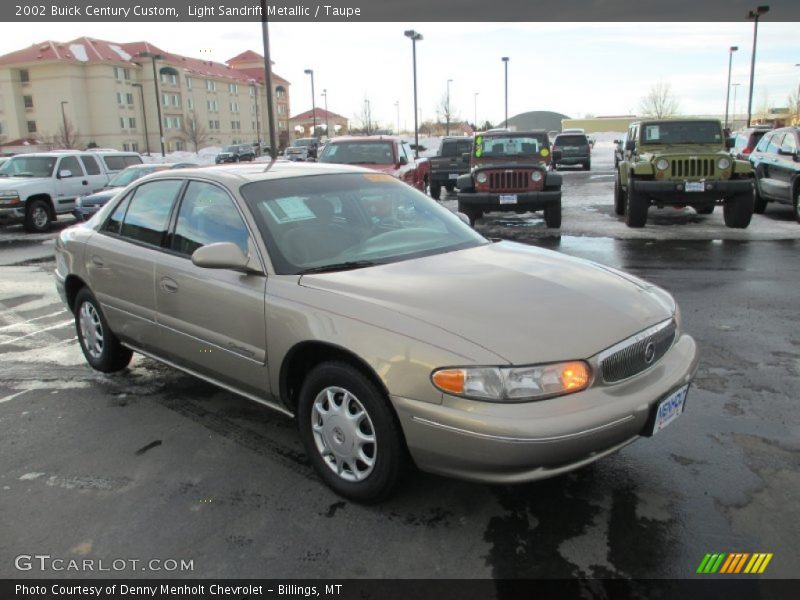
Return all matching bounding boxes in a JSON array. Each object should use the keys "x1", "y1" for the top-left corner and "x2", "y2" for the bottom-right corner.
[
  {"x1": 58, "y1": 169, "x2": 73, "y2": 178},
  {"x1": 625, "y1": 140, "x2": 636, "y2": 151},
  {"x1": 398, "y1": 156, "x2": 408, "y2": 166},
  {"x1": 551, "y1": 149, "x2": 562, "y2": 161},
  {"x1": 192, "y1": 242, "x2": 250, "y2": 272},
  {"x1": 726, "y1": 137, "x2": 736, "y2": 149},
  {"x1": 456, "y1": 212, "x2": 471, "y2": 226}
]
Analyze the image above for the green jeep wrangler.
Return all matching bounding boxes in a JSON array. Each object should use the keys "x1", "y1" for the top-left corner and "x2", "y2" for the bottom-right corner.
[{"x1": 614, "y1": 119, "x2": 755, "y2": 228}]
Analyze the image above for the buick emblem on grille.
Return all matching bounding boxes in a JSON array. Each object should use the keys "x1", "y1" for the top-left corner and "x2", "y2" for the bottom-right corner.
[{"x1": 644, "y1": 341, "x2": 656, "y2": 364}]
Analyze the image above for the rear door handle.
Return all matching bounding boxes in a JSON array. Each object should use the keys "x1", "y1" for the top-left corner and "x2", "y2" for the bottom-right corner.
[
  {"x1": 90, "y1": 255, "x2": 105, "y2": 268},
  {"x1": 82, "y1": 180, "x2": 89, "y2": 185},
  {"x1": 159, "y1": 277, "x2": 178, "y2": 293}
]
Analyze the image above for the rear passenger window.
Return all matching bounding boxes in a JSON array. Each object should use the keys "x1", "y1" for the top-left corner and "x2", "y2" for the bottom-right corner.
[
  {"x1": 170, "y1": 181, "x2": 249, "y2": 256},
  {"x1": 59, "y1": 156, "x2": 82, "y2": 177},
  {"x1": 80, "y1": 155, "x2": 101, "y2": 175},
  {"x1": 120, "y1": 180, "x2": 183, "y2": 246},
  {"x1": 104, "y1": 193, "x2": 132, "y2": 235},
  {"x1": 766, "y1": 134, "x2": 783, "y2": 154},
  {"x1": 781, "y1": 133, "x2": 797, "y2": 153}
]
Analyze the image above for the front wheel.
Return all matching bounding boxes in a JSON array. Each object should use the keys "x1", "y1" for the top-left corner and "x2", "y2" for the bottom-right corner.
[
  {"x1": 753, "y1": 180, "x2": 768, "y2": 214},
  {"x1": 625, "y1": 180, "x2": 648, "y2": 228},
  {"x1": 445, "y1": 183, "x2": 455, "y2": 192},
  {"x1": 613, "y1": 172, "x2": 625, "y2": 216},
  {"x1": 74, "y1": 288, "x2": 133, "y2": 372},
  {"x1": 543, "y1": 200, "x2": 562, "y2": 228},
  {"x1": 429, "y1": 182, "x2": 441, "y2": 200},
  {"x1": 793, "y1": 186, "x2": 800, "y2": 224},
  {"x1": 297, "y1": 362, "x2": 406, "y2": 503},
  {"x1": 24, "y1": 199, "x2": 52, "y2": 233},
  {"x1": 723, "y1": 193, "x2": 754, "y2": 229}
]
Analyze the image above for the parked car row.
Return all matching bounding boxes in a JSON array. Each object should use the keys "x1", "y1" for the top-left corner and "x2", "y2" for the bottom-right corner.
[{"x1": 749, "y1": 126, "x2": 800, "y2": 222}]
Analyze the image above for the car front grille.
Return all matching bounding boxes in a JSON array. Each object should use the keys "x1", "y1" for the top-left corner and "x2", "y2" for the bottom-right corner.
[
  {"x1": 670, "y1": 159, "x2": 715, "y2": 178},
  {"x1": 599, "y1": 319, "x2": 677, "y2": 383}
]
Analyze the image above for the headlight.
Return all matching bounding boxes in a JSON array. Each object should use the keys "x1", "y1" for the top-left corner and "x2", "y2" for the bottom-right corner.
[
  {"x1": 717, "y1": 157, "x2": 731, "y2": 170},
  {"x1": 432, "y1": 361, "x2": 592, "y2": 402},
  {"x1": 531, "y1": 171, "x2": 543, "y2": 182},
  {"x1": 0, "y1": 190, "x2": 20, "y2": 198},
  {"x1": 655, "y1": 158, "x2": 669, "y2": 171},
  {"x1": 476, "y1": 172, "x2": 488, "y2": 184}
]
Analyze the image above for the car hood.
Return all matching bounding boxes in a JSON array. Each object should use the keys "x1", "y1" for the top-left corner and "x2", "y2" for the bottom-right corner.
[
  {"x1": 299, "y1": 241, "x2": 675, "y2": 365},
  {"x1": 0, "y1": 176, "x2": 48, "y2": 188},
  {"x1": 82, "y1": 187, "x2": 122, "y2": 203}
]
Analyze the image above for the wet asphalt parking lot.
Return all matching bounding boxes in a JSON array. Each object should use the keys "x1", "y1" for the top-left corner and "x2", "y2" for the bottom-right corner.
[{"x1": 0, "y1": 144, "x2": 798, "y2": 581}]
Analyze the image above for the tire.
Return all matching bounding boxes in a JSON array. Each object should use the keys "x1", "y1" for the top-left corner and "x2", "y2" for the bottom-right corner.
[
  {"x1": 793, "y1": 186, "x2": 800, "y2": 224},
  {"x1": 753, "y1": 177, "x2": 768, "y2": 214},
  {"x1": 445, "y1": 183, "x2": 455, "y2": 192},
  {"x1": 723, "y1": 193, "x2": 754, "y2": 229},
  {"x1": 429, "y1": 182, "x2": 441, "y2": 200},
  {"x1": 583, "y1": 161, "x2": 591, "y2": 171},
  {"x1": 624, "y1": 179, "x2": 648, "y2": 228},
  {"x1": 613, "y1": 172, "x2": 625, "y2": 216},
  {"x1": 543, "y1": 200, "x2": 562, "y2": 228},
  {"x1": 297, "y1": 361, "x2": 406, "y2": 503},
  {"x1": 24, "y1": 199, "x2": 52, "y2": 233},
  {"x1": 74, "y1": 288, "x2": 133, "y2": 373},
  {"x1": 696, "y1": 205, "x2": 715, "y2": 215}
]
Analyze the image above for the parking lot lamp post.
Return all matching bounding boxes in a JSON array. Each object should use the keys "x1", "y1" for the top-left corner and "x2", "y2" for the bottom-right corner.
[
  {"x1": 304, "y1": 69, "x2": 316, "y2": 138},
  {"x1": 259, "y1": 0, "x2": 278, "y2": 158},
  {"x1": 731, "y1": 83, "x2": 741, "y2": 128},
  {"x1": 474, "y1": 92, "x2": 479, "y2": 129},
  {"x1": 321, "y1": 89, "x2": 329, "y2": 138},
  {"x1": 404, "y1": 29, "x2": 423, "y2": 158},
  {"x1": 745, "y1": 5, "x2": 769, "y2": 128},
  {"x1": 724, "y1": 46, "x2": 738, "y2": 131},
  {"x1": 250, "y1": 80, "x2": 261, "y2": 153},
  {"x1": 501, "y1": 57, "x2": 509, "y2": 127},
  {"x1": 131, "y1": 83, "x2": 150, "y2": 156},
  {"x1": 138, "y1": 52, "x2": 165, "y2": 156},
  {"x1": 446, "y1": 78, "x2": 453, "y2": 136},
  {"x1": 394, "y1": 100, "x2": 400, "y2": 134},
  {"x1": 59, "y1": 101, "x2": 68, "y2": 149}
]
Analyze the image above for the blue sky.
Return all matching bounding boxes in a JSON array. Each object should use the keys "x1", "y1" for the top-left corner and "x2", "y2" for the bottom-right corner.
[{"x1": 2, "y1": 22, "x2": 797, "y2": 129}]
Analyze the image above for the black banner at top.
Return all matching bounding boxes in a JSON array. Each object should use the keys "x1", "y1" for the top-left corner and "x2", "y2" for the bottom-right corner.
[{"x1": 2, "y1": 0, "x2": 800, "y2": 22}]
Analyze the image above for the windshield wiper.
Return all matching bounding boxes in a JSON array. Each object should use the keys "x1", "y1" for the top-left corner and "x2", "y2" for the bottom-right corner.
[{"x1": 299, "y1": 260, "x2": 380, "y2": 274}]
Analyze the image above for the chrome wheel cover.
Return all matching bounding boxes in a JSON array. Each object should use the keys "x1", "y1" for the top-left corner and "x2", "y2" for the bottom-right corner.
[
  {"x1": 32, "y1": 206, "x2": 48, "y2": 229},
  {"x1": 311, "y1": 386, "x2": 377, "y2": 482},
  {"x1": 78, "y1": 301, "x2": 104, "y2": 359}
]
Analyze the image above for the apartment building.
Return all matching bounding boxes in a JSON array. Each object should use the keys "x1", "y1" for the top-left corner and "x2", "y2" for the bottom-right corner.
[{"x1": 0, "y1": 38, "x2": 291, "y2": 154}]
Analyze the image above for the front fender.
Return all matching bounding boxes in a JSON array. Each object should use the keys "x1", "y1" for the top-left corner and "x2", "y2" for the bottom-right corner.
[
  {"x1": 456, "y1": 173, "x2": 474, "y2": 190},
  {"x1": 545, "y1": 171, "x2": 562, "y2": 188},
  {"x1": 632, "y1": 161, "x2": 655, "y2": 177},
  {"x1": 732, "y1": 159, "x2": 753, "y2": 176}
]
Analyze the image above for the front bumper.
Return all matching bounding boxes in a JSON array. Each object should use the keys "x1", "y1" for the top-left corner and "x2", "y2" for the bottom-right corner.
[
  {"x1": 392, "y1": 333, "x2": 699, "y2": 484},
  {"x1": 457, "y1": 190, "x2": 561, "y2": 213},
  {"x1": 215, "y1": 156, "x2": 237, "y2": 163},
  {"x1": 431, "y1": 171, "x2": 468, "y2": 184},
  {"x1": 0, "y1": 206, "x2": 25, "y2": 224},
  {"x1": 556, "y1": 155, "x2": 590, "y2": 165},
  {"x1": 634, "y1": 178, "x2": 754, "y2": 203}
]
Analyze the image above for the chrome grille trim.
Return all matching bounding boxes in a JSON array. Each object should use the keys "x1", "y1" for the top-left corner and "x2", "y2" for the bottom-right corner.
[
  {"x1": 598, "y1": 318, "x2": 677, "y2": 384},
  {"x1": 488, "y1": 170, "x2": 531, "y2": 190},
  {"x1": 670, "y1": 159, "x2": 715, "y2": 178}
]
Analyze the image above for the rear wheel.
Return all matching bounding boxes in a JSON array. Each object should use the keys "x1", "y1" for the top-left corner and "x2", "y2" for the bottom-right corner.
[
  {"x1": 625, "y1": 179, "x2": 648, "y2": 228},
  {"x1": 429, "y1": 182, "x2": 441, "y2": 200},
  {"x1": 613, "y1": 172, "x2": 625, "y2": 216},
  {"x1": 753, "y1": 178, "x2": 768, "y2": 214},
  {"x1": 74, "y1": 288, "x2": 132, "y2": 372},
  {"x1": 723, "y1": 193, "x2": 754, "y2": 229},
  {"x1": 543, "y1": 200, "x2": 562, "y2": 228},
  {"x1": 583, "y1": 161, "x2": 591, "y2": 171},
  {"x1": 696, "y1": 205, "x2": 715, "y2": 215},
  {"x1": 297, "y1": 362, "x2": 406, "y2": 503},
  {"x1": 24, "y1": 199, "x2": 53, "y2": 233},
  {"x1": 793, "y1": 186, "x2": 800, "y2": 224},
  {"x1": 445, "y1": 183, "x2": 455, "y2": 192}
]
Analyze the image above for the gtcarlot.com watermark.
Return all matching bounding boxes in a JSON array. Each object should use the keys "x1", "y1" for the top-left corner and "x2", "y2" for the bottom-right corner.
[{"x1": 14, "y1": 554, "x2": 194, "y2": 573}]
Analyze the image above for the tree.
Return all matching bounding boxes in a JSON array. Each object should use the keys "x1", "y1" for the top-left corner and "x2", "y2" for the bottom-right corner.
[
  {"x1": 788, "y1": 88, "x2": 800, "y2": 124},
  {"x1": 437, "y1": 93, "x2": 458, "y2": 136},
  {"x1": 351, "y1": 98, "x2": 373, "y2": 135},
  {"x1": 480, "y1": 120, "x2": 495, "y2": 131},
  {"x1": 638, "y1": 83, "x2": 680, "y2": 118},
  {"x1": 181, "y1": 113, "x2": 208, "y2": 153},
  {"x1": 52, "y1": 117, "x2": 80, "y2": 149}
]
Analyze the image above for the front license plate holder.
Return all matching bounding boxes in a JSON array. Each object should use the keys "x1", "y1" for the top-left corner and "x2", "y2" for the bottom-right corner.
[
  {"x1": 644, "y1": 384, "x2": 689, "y2": 436},
  {"x1": 499, "y1": 194, "x2": 518, "y2": 205},
  {"x1": 686, "y1": 181, "x2": 704, "y2": 192}
]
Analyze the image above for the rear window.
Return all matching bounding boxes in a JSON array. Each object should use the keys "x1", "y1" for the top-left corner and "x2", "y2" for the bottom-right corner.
[
  {"x1": 554, "y1": 135, "x2": 588, "y2": 146},
  {"x1": 102, "y1": 154, "x2": 143, "y2": 171},
  {"x1": 440, "y1": 141, "x2": 472, "y2": 157}
]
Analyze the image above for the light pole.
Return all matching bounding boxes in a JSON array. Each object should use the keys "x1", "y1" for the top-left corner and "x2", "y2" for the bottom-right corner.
[
  {"x1": 404, "y1": 29, "x2": 423, "y2": 158},
  {"x1": 795, "y1": 64, "x2": 800, "y2": 121},
  {"x1": 446, "y1": 78, "x2": 453, "y2": 136},
  {"x1": 501, "y1": 57, "x2": 509, "y2": 127},
  {"x1": 745, "y1": 5, "x2": 769, "y2": 128},
  {"x1": 250, "y1": 80, "x2": 261, "y2": 153},
  {"x1": 724, "y1": 46, "x2": 738, "y2": 131},
  {"x1": 474, "y1": 92, "x2": 479, "y2": 129},
  {"x1": 138, "y1": 51, "x2": 165, "y2": 156},
  {"x1": 731, "y1": 83, "x2": 742, "y2": 129},
  {"x1": 394, "y1": 100, "x2": 400, "y2": 135},
  {"x1": 321, "y1": 88, "x2": 329, "y2": 138},
  {"x1": 131, "y1": 83, "x2": 150, "y2": 155},
  {"x1": 304, "y1": 69, "x2": 316, "y2": 138},
  {"x1": 59, "y1": 101, "x2": 69, "y2": 148},
  {"x1": 364, "y1": 99, "x2": 371, "y2": 135},
  {"x1": 259, "y1": 0, "x2": 277, "y2": 158}
]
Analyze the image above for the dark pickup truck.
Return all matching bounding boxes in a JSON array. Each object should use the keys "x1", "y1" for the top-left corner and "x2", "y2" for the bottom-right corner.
[{"x1": 428, "y1": 137, "x2": 473, "y2": 199}]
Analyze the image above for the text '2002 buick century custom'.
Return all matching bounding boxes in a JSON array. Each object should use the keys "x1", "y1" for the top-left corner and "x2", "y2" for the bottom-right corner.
[{"x1": 55, "y1": 161, "x2": 699, "y2": 502}]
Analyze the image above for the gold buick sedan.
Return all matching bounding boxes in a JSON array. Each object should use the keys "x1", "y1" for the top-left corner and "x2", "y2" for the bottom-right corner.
[{"x1": 54, "y1": 162, "x2": 699, "y2": 502}]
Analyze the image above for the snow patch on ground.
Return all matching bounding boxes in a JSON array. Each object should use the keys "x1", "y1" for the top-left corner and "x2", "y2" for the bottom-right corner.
[{"x1": 69, "y1": 44, "x2": 89, "y2": 62}]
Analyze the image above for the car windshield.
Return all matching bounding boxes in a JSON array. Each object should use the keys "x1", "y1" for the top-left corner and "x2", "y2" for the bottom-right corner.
[
  {"x1": 319, "y1": 142, "x2": 395, "y2": 165},
  {"x1": 0, "y1": 156, "x2": 56, "y2": 178},
  {"x1": 240, "y1": 173, "x2": 487, "y2": 275},
  {"x1": 473, "y1": 135, "x2": 549, "y2": 158},
  {"x1": 294, "y1": 139, "x2": 315, "y2": 147},
  {"x1": 223, "y1": 146, "x2": 238, "y2": 152},
  {"x1": 554, "y1": 135, "x2": 588, "y2": 146},
  {"x1": 108, "y1": 166, "x2": 155, "y2": 187},
  {"x1": 641, "y1": 121, "x2": 723, "y2": 145}
]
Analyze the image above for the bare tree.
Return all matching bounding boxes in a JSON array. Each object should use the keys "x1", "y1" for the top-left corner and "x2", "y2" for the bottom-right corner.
[
  {"x1": 437, "y1": 93, "x2": 458, "y2": 136},
  {"x1": 638, "y1": 83, "x2": 680, "y2": 118},
  {"x1": 352, "y1": 98, "x2": 373, "y2": 135},
  {"x1": 181, "y1": 113, "x2": 209, "y2": 153},
  {"x1": 52, "y1": 117, "x2": 80, "y2": 149},
  {"x1": 788, "y1": 88, "x2": 800, "y2": 122}
]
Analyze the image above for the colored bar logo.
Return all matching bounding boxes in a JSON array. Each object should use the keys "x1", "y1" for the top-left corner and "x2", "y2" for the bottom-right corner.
[{"x1": 697, "y1": 553, "x2": 773, "y2": 574}]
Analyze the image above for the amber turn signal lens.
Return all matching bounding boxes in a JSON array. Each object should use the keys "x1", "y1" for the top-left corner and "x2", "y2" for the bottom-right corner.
[
  {"x1": 432, "y1": 369, "x2": 465, "y2": 394},
  {"x1": 560, "y1": 361, "x2": 591, "y2": 391}
]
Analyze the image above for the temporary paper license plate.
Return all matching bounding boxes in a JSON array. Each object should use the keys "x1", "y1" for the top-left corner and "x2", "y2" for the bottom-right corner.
[
  {"x1": 652, "y1": 384, "x2": 689, "y2": 435},
  {"x1": 686, "y1": 182, "x2": 704, "y2": 192},
  {"x1": 499, "y1": 194, "x2": 518, "y2": 204},
  {"x1": 449, "y1": 173, "x2": 459, "y2": 179}
]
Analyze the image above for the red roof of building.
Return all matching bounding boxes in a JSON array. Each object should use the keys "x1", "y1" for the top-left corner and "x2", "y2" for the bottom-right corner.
[
  {"x1": 227, "y1": 50, "x2": 263, "y2": 63},
  {"x1": 0, "y1": 137, "x2": 51, "y2": 147},
  {"x1": 290, "y1": 108, "x2": 347, "y2": 121},
  {"x1": 0, "y1": 38, "x2": 289, "y2": 86}
]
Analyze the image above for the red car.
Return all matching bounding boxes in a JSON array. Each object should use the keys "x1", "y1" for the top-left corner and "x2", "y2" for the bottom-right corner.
[{"x1": 318, "y1": 136, "x2": 430, "y2": 193}]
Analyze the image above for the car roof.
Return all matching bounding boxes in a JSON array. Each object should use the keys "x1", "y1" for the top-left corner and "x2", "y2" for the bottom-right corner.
[{"x1": 327, "y1": 136, "x2": 401, "y2": 143}]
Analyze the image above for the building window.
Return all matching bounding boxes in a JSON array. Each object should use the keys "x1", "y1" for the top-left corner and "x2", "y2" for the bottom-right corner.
[
  {"x1": 127, "y1": 92, "x2": 134, "y2": 104},
  {"x1": 277, "y1": 104, "x2": 286, "y2": 115},
  {"x1": 252, "y1": 121, "x2": 256, "y2": 130},
  {"x1": 0, "y1": 122, "x2": 5, "y2": 134},
  {"x1": 187, "y1": 98, "x2": 194, "y2": 110},
  {"x1": 120, "y1": 117, "x2": 126, "y2": 130},
  {"x1": 229, "y1": 83, "x2": 238, "y2": 94},
  {"x1": 23, "y1": 95, "x2": 33, "y2": 109},
  {"x1": 114, "y1": 67, "x2": 130, "y2": 81},
  {"x1": 27, "y1": 120, "x2": 37, "y2": 133},
  {"x1": 279, "y1": 121, "x2": 286, "y2": 130},
  {"x1": 249, "y1": 86, "x2": 255, "y2": 97},
  {"x1": 118, "y1": 92, "x2": 134, "y2": 105},
  {"x1": 164, "y1": 116, "x2": 182, "y2": 129},
  {"x1": 276, "y1": 86, "x2": 286, "y2": 98},
  {"x1": 185, "y1": 76, "x2": 193, "y2": 89},
  {"x1": 206, "y1": 79, "x2": 216, "y2": 92},
  {"x1": 207, "y1": 100, "x2": 218, "y2": 112},
  {"x1": 128, "y1": 117, "x2": 137, "y2": 129},
  {"x1": 231, "y1": 120, "x2": 241, "y2": 130},
  {"x1": 160, "y1": 72, "x2": 178, "y2": 85},
  {"x1": 230, "y1": 102, "x2": 239, "y2": 113},
  {"x1": 20, "y1": 69, "x2": 30, "y2": 83}
]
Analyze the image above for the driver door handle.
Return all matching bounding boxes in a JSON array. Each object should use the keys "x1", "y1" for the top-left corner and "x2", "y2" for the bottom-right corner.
[
  {"x1": 82, "y1": 180, "x2": 89, "y2": 185},
  {"x1": 159, "y1": 277, "x2": 178, "y2": 293}
]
